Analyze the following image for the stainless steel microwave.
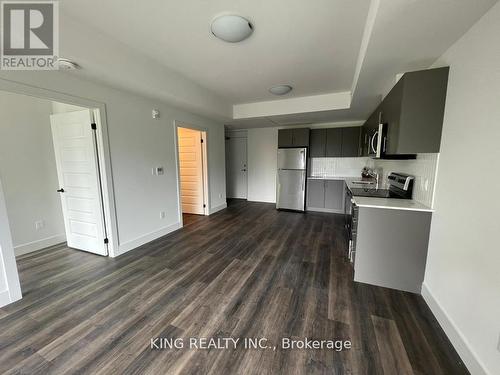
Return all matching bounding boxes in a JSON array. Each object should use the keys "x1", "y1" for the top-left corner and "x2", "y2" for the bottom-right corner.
[{"x1": 368, "y1": 123, "x2": 388, "y2": 158}]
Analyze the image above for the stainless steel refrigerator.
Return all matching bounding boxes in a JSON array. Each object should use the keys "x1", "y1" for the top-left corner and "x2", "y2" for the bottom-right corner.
[{"x1": 276, "y1": 148, "x2": 307, "y2": 211}]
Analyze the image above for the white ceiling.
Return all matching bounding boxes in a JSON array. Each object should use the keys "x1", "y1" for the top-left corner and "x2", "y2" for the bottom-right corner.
[
  {"x1": 54, "y1": 0, "x2": 498, "y2": 127},
  {"x1": 60, "y1": 0, "x2": 369, "y2": 103}
]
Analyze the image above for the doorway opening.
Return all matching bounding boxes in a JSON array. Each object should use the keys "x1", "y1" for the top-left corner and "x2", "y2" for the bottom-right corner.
[
  {"x1": 225, "y1": 130, "x2": 248, "y2": 200},
  {"x1": 0, "y1": 84, "x2": 118, "y2": 307},
  {"x1": 0, "y1": 91, "x2": 112, "y2": 258},
  {"x1": 176, "y1": 125, "x2": 209, "y2": 222}
]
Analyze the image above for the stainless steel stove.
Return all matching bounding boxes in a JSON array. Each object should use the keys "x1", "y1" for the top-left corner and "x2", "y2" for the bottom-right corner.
[{"x1": 350, "y1": 172, "x2": 415, "y2": 199}]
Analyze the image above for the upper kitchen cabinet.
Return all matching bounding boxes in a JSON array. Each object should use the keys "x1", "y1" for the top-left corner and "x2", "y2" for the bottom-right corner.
[
  {"x1": 309, "y1": 127, "x2": 361, "y2": 157},
  {"x1": 309, "y1": 129, "x2": 326, "y2": 157},
  {"x1": 371, "y1": 67, "x2": 449, "y2": 155},
  {"x1": 278, "y1": 128, "x2": 310, "y2": 148},
  {"x1": 326, "y1": 128, "x2": 342, "y2": 157},
  {"x1": 341, "y1": 127, "x2": 361, "y2": 157}
]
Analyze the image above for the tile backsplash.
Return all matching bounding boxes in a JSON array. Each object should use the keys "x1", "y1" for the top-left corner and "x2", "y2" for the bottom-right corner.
[
  {"x1": 309, "y1": 157, "x2": 368, "y2": 178},
  {"x1": 309, "y1": 154, "x2": 440, "y2": 208},
  {"x1": 368, "y1": 153, "x2": 439, "y2": 208}
]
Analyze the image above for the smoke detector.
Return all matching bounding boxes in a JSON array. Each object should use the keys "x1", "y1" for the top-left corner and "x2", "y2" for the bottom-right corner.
[
  {"x1": 269, "y1": 85, "x2": 293, "y2": 95},
  {"x1": 57, "y1": 58, "x2": 80, "y2": 70}
]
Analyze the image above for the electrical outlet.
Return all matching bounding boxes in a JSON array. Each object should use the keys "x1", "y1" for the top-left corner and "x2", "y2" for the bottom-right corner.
[
  {"x1": 35, "y1": 220, "x2": 45, "y2": 231},
  {"x1": 160, "y1": 211, "x2": 166, "y2": 219}
]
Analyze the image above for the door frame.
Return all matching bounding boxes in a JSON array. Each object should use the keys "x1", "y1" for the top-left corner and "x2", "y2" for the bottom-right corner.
[
  {"x1": 0, "y1": 79, "x2": 119, "y2": 306},
  {"x1": 173, "y1": 121, "x2": 210, "y2": 225}
]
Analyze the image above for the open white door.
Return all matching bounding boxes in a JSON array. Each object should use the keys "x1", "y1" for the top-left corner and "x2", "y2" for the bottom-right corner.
[
  {"x1": 50, "y1": 110, "x2": 108, "y2": 256},
  {"x1": 178, "y1": 127, "x2": 205, "y2": 215}
]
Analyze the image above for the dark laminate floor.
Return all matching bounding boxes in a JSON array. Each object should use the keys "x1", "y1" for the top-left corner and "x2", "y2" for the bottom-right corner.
[{"x1": 0, "y1": 200, "x2": 467, "y2": 374}]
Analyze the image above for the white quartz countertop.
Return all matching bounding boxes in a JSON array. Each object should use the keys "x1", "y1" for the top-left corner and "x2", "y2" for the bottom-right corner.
[
  {"x1": 351, "y1": 196, "x2": 434, "y2": 212},
  {"x1": 307, "y1": 176, "x2": 360, "y2": 180},
  {"x1": 308, "y1": 176, "x2": 434, "y2": 212}
]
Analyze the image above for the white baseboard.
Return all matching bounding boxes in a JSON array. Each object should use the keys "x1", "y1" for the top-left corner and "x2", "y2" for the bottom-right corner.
[
  {"x1": 421, "y1": 283, "x2": 488, "y2": 375},
  {"x1": 0, "y1": 289, "x2": 11, "y2": 308},
  {"x1": 248, "y1": 198, "x2": 276, "y2": 204},
  {"x1": 209, "y1": 203, "x2": 227, "y2": 215},
  {"x1": 306, "y1": 207, "x2": 344, "y2": 214},
  {"x1": 117, "y1": 222, "x2": 182, "y2": 257},
  {"x1": 14, "y1": 234, "x2": 66, "y2": 257}
]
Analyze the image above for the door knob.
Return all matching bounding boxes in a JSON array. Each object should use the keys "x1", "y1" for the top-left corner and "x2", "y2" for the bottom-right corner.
[{"x1": 57, "y1": 188, "x2": 65, "y2": 193}]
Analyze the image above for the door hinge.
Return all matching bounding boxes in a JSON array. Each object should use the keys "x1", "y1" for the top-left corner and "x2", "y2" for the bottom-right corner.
[
  {"x1": 91, "y1": 123, "x2": 97, "y2": 130},
  {"x1": 104, "y1": 238, "x2": 109, "y2": 244}
]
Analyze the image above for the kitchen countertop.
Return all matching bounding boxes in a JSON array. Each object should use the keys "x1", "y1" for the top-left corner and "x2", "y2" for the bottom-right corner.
[
  {"x1": 351, "y1": 196, "x2": 433, "y2": 212},
  {"x1": 307, "y1": 176, "x2": 361, "y2": 180},
  {"x1": 308, "y1": 175, "x2": 434, "y2": 212}
]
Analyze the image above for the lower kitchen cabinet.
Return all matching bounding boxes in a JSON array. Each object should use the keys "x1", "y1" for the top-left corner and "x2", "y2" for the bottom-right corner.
[
  {"x1": 306, "y1": 180, "x2": 325, "y2": 208},
  {"x1": 306, "y1": 179, "x2": 344, "y2": 213},
  {"x1": 324, "y1": 180, "x2": 344, "y2": 210},
  {"x1": 353, "y1": 207, "x2": 432, "y2": 293}
]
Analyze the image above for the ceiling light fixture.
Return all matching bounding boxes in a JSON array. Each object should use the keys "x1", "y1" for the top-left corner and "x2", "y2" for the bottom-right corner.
[
  {"x1": 269, "y1": 85, "x2": 293, "y2": 95},
  {"x1": 211, "y1": 15, "x2": 253, "y2": 43},
  {"x1": 57, "y1": 58, "x2": 80, "y2": 70}
]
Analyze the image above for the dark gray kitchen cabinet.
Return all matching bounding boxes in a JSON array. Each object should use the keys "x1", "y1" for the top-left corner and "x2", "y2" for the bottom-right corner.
[
  {"x1": 325, "y1": 128, "x2": 342, "y2": 157},
  {"x1": 307, "y1": 179, "x2": 344, "y2": 213},
  {"x1": 366, "y1": 66, "x2": 449, "y2": 155},
  {"x1": 309, "y1": 129, "x2": 326, "y2": 157},
  {"x1": 341, "y1": 127, "x2": 361, "y2": 157},
  {"x1": 278, "y1": 129, "x2": 294, "y2": 147},
  {"x1": 278, "y1": 128, "x2": 310, "y2": 148},
  {"x1": 307, "y1": 179, "x2": 325, "y2": 208},
  {"x1": 325, "y1": 180, "x2": 344, "y2": 210},
  {"x1": 292, "y1": 128, "x2": 310, "y2": 147}
]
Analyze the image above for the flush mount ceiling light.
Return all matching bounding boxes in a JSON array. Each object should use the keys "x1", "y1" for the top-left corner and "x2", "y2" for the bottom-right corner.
[
  {"x1": 269, "y1": 85, "x2": 293, "y2": 95},
  {"x1": 211, "y1": 15, "x2": 253, "y2": 43},
  {"x1": 57, "y1": 58, "x2": 80, "y2": 70}
]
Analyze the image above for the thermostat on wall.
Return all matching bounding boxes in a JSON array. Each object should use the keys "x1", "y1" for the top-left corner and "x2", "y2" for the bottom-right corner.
[{"x1": 152, "y1": 167, "x2": 164, "y2": 175}]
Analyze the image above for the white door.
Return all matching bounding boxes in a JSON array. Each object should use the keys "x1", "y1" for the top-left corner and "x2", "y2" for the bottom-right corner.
[
  {"x1": 50, "y1": 110, "x2": 108, "y2": 256},
  {"x1": 178, "y1": 127, "x2": 205, "y2": 215},
  {"x1": 225, "y1": 136, "x2": 247, "y2": 199}
]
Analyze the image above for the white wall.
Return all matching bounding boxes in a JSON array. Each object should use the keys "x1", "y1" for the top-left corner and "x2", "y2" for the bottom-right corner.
[
  {"x1": 247, "y1": 128, "x2": 278, "y2": 203},
  {"x1": 0, "y1": 71, "x2": 226, "y2": 261},
  {"x1": 0, "y1": 91, "x2": 66, "y2": 256},
  {"x1": 423, "y1": 3, "x2": 500, "y2": 374}
]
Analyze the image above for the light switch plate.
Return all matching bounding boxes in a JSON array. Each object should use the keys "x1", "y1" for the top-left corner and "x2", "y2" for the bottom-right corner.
[
  {"x1": 35, "y1": 220, "x2": 45, "y2": 231},
  {"x1": 152, "y1": 109, "x2": 160, "y2": 119}
]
